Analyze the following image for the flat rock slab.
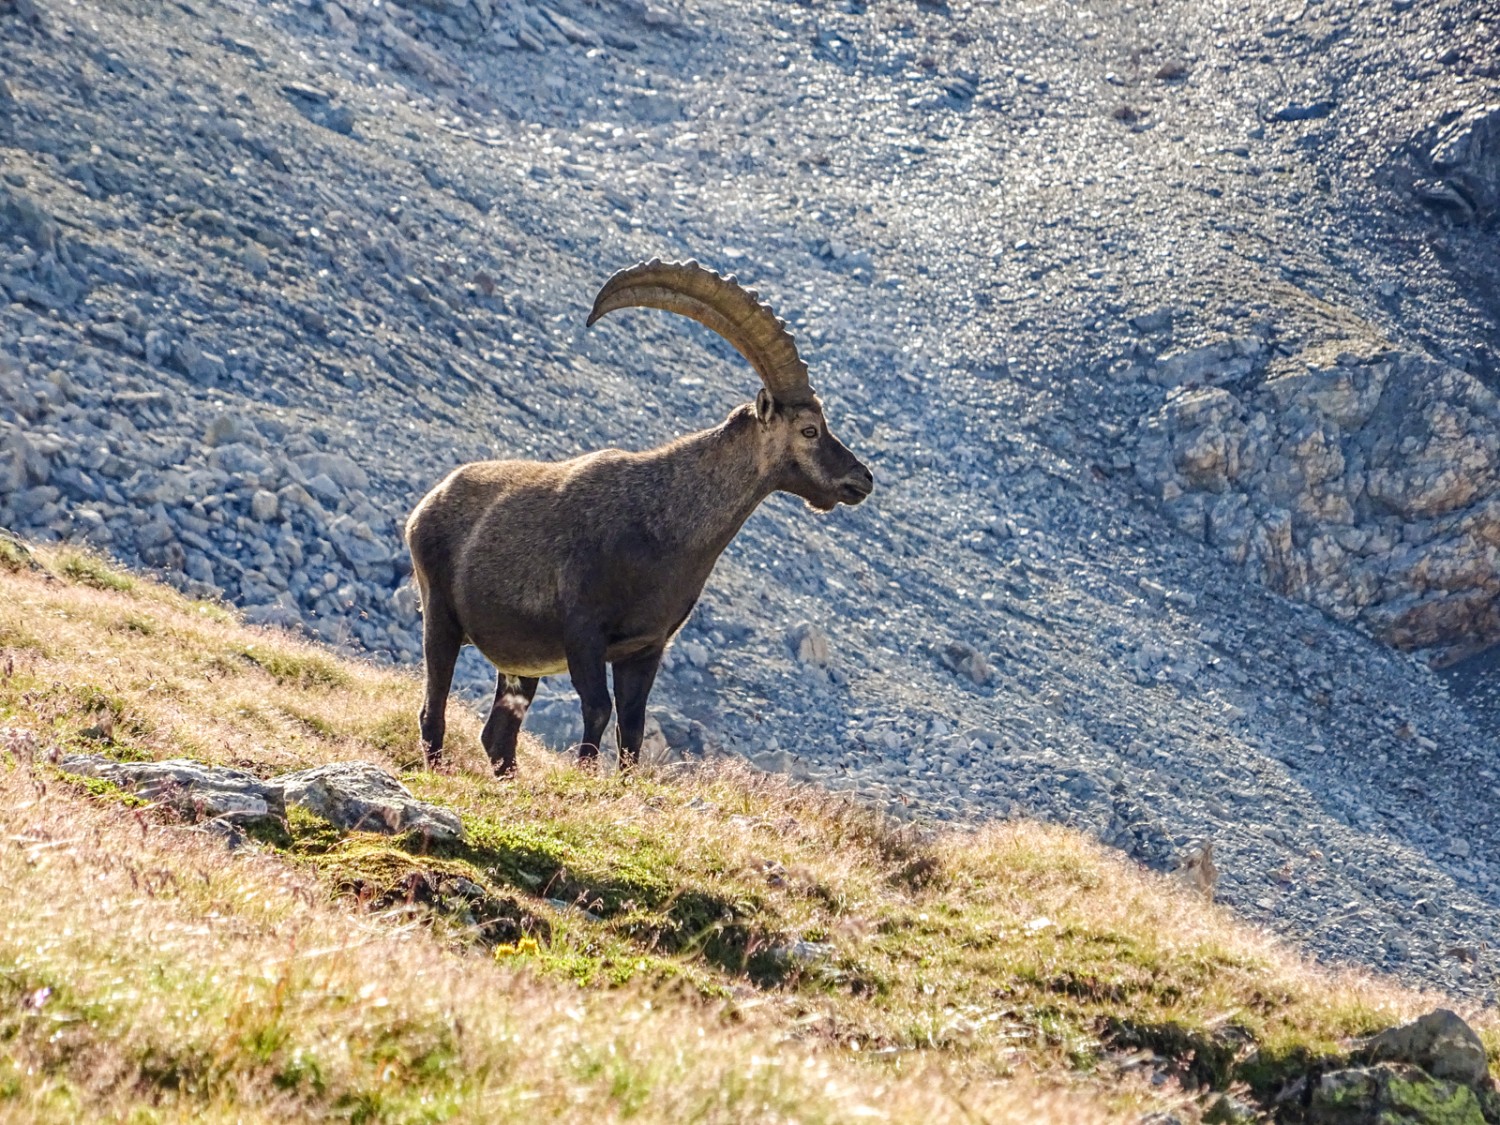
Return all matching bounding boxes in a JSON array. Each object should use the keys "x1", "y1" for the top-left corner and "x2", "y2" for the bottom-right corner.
[
  {"x1": 61, "y1": 755, "x2": 275, "y2": 822},
  {"x1": 60, "y1": 754, "x2": 464, "y2": 843},
  {"x1": 276, "y1": 760, "x2": 464, "y2": 842}
]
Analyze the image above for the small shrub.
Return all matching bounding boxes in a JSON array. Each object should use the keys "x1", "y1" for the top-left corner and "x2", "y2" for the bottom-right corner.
[
  {"x1": 0, "y1": 533, "x2": 35, "y2": 573},
  {"x1": 57, "y1": 551, "x2": 135, "y2": 593},
  {"x1": 240, "y1": 645, "x2": 350, "y2": 690}
]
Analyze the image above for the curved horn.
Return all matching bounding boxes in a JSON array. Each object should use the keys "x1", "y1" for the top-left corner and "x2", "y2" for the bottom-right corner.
[{"x1": 586, "y1": 259, "x2": 813, "y2": 406}]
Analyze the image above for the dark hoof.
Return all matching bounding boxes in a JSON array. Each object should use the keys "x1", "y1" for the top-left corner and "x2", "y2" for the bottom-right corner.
[
  {"x1": 493, "y1": 760, "x2": 518, "y2": 780},
  {"x1": 573, "y1": 743, "x2": 600, "y2": 771}
]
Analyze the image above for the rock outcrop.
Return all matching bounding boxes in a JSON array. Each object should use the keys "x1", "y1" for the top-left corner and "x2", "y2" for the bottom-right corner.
[
  {"x1": 1134, "y1": 345, "x2": 1500, "y2": 662},
  {"x1": 60, "y1": 754, "x2": 465, "y2": 841},
  {"x1": 1424, "y1": 103, "x2": 1500, "y2": 225},
  {"x1": 1282, "y1": 1009, "x2": 1496, "y2": 1124}
]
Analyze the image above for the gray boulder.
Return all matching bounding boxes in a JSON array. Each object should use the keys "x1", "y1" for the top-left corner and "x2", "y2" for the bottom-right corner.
[
  {"x1": 275, "y1": 761, "x2": 464, "y2": 841},
  {"x1": 1133, "y1": 347, "x2": 1500, "y2": 661},
  {"x1": 1429, "y1": 103, "x2": 1500, "y2": 222},
  {"x1": 60, "y1": 755, "x2": 273, "y2": 822},
  {"x1": 294, "y1": 452, "x2": 369, "y2": 492},
  {"x1": 1365, "y1": 1009, "x2": 1491, "y2": 1088},
  {"x1": 60, "y1": 754, "x2": 464, "y2": 842}
]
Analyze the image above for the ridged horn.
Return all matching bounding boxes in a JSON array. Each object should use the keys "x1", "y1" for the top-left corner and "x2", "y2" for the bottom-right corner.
[{"x1": 586, "y1": 259, "x2": 814, "y2": 405}]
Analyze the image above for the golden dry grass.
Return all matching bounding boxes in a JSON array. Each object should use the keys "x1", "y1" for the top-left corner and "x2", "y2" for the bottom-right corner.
[{"x1": 0, "y1": 544, "x2": 1494, "y2": 1123}]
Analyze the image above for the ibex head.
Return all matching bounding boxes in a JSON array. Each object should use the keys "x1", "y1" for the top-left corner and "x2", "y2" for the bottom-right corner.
[{"x1": 587, "y1": 259, "x2": 874, "y2": 512}]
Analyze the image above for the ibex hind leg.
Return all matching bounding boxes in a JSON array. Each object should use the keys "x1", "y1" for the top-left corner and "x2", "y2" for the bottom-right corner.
[
  {"x1": 417, "y1": 591, "x2": 463, "y2": 769},
  {"x1": 481, "y1": 673, "x2": 538, "y2": 777}
]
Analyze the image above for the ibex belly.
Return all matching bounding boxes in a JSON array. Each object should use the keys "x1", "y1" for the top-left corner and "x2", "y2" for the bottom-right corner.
[{"x1": 469, "y1": 628, "x2": 570, "y2": 678}]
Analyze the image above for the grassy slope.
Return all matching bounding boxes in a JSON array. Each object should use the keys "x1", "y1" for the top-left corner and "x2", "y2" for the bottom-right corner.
[{"x1": 0, "y1": 539, "x2": 1493, "y2": 1124}]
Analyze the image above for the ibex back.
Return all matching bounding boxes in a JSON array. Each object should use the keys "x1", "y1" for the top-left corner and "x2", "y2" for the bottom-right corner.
[{"x1": 406, "y1": 260, "x2": 874, "y2": 775}]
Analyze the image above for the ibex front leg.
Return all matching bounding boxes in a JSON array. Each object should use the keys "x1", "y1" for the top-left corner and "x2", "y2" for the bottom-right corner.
[
  {"x1": 565, "y1": 627, "x2": 613, "y2": 769},
  {"x1": 613, "y1": 648, "x2": 663, "y2": 771}
]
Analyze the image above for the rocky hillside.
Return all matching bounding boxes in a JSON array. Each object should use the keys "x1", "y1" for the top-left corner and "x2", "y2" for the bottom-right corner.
[{"x1": 2, "y1": 0, "x2": 1500, "y2": 1007}]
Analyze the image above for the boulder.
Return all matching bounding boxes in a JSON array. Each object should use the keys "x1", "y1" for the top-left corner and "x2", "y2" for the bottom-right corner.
[
  {"x1": 1303, "y1": 1063, "x2": 1485, "y2": 1124},
  {"x1": 940, "y1": 640, "x2": 993, "y2": 686},
  {"x1": 60, "y1": 755, "x2": 275, "y2": 822},
  {"x1": 1365, "y1": 1009, "x2": 1490, "y2": 1088},
  {"x1": 1429, "y1": 103, "x2": 1500, "y2": 222},
  {"x1": 1173, "y1": 841, "x2": 1218, "y2": 901},
  {"x1": 1134, "y1": 348, "x2": 1500, "y2": 661},
  {"x1": 60, "y1": 754, "x2": 464, "y2": 842},
  {"x1": 295, "y1": 451, "x2": 368, "y2": 491},
  {"x1": 275, "y1": 761, "x2": 464, "y2": 841},
  {"x1": 786, "y1": 622, "x2": 830, "y2": 666}
]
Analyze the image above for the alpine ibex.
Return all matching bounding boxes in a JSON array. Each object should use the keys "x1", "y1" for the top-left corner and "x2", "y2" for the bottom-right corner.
[{"x1": 406, "y1": 260, "x2": 873, "y2": 775}]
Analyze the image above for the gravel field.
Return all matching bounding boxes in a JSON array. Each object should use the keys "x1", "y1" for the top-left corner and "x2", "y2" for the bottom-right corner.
[{"x1": 2, "y1": 0, "x2": 1499, "y2": 999}]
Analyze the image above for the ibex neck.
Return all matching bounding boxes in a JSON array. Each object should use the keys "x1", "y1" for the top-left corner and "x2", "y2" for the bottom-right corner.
[{"x1": 655, "y1": 405, "x2": 772, "y2": 558}]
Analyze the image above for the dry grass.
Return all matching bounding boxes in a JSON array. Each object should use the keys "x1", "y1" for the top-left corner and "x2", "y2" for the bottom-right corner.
[{"x1": 0, "y1": 544, "x2": 1494, "y2": 1123}]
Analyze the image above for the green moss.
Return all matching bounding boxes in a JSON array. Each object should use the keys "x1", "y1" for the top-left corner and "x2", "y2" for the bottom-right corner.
[
  {"x1": 312, "y1": 837, "x2": 550, "y2": 947},
  {"x1": 286, "y1": 804, "x2": 343, "y2": 854},
  {"x1": 1310, "y1": 1065, "x2": 1486, "y2": 1125},
  {"x1": 61, "y1": 774, "x2": 150, "y2": 809},
  {"x1": 437, "y1": 815, "x2": 788, "y2": 981}
]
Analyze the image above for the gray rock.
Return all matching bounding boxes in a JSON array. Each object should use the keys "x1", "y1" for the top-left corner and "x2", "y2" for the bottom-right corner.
[
  {"x1": 940, "y1": 640, "x2": 992, "y2": 685},
  {"x1": 303, "y1": 472, "x2": 343, "y2": 503},
  {"x1": 787, "y1": 622, "x2": 830, "y2": 666},
  {"x1": 1430, "y1": 103, "x2": 1500, "y2": 222},
  {"x1": 772, "y1": 940, "x2": 836, "y2": 965},
  {"x1": 276, "y1": 761, "x2": 465, "y2": 841},
  {"x1": 204, "y1": 412, "x2": 262, "y2": 448},
  {"x1": 1135, "y1": 349, "x2": 1500, "y2": 659},
  {"x1": 1364, "y1": 1009, "x2": 1490, "y2": 1087},
  {"x1": 143, "y1": 329, "x2": 173, "y2": 368},
  {"x1": 174, "y1": 339, "x2": 228, "y2": 385},
  {"x1": 250, "y1": 488, "x2": 279, "y2": 521},
  {"x1": 60, "y1": 754, "x2": 274, "y2": 822},
  {"x1": 1271, "y1": 100, "x2": 1334, "y2": 122},
  {"x1": 209, "y1": 442, "x2": 276, "y2": 483},
  {"x1": 1130, "y1": 307, "x2": 1175, "y2": 333},
  {"x1": 61, "y1": 754, "x2": 463, "y2": 842},
  {"x1": 294, "y1": 452, "x2": 369, "y2": 492},
  {"x1": 539, "y1": 5, "x2": 601, "y2": 46}
]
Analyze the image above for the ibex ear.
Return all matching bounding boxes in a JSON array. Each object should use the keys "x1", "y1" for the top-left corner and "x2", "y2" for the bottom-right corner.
[{"x1": 754, "y1": 387, "x2": 777, "y2": 426}]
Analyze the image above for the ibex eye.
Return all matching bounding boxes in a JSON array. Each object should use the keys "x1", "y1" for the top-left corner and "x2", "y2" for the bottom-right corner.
[{"x1": 801, "y1": 426, "x2": 818, "y2": 438}]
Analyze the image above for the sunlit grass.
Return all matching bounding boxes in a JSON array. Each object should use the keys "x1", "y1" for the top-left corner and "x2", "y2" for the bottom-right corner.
[{"x1": 0, "y1": 540, "x2": 1493, "y2": 1123}]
